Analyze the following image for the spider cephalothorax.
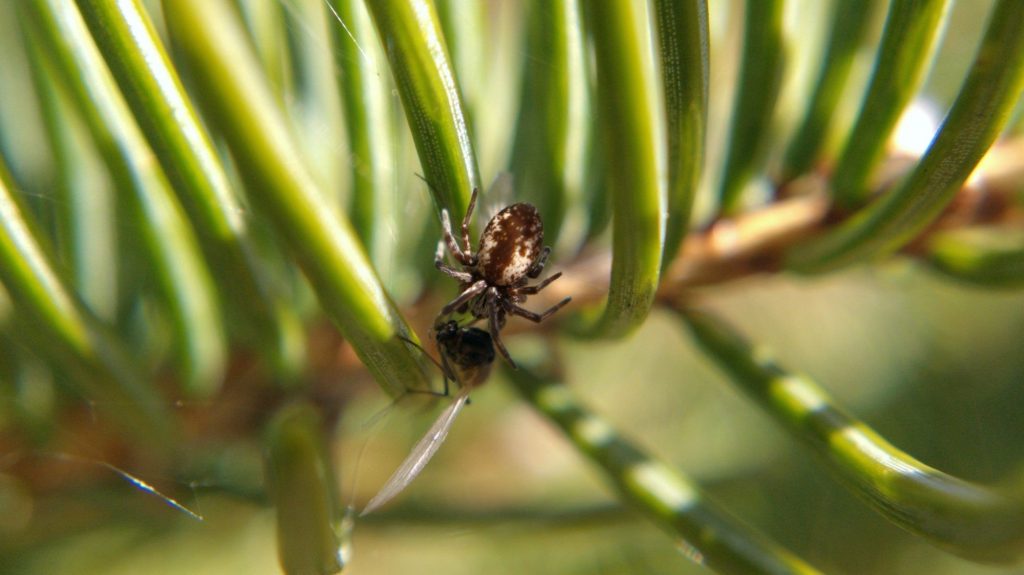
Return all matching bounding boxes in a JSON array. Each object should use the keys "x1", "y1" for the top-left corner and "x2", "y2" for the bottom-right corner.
[{"x1": 434, "y1": 188, "x2": 571, "y2": 367}]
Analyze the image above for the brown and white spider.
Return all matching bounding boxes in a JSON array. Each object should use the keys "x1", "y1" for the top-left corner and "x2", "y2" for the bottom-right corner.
[{"x1": 434, "y1": 188, "x2": 571, "y2": 368}]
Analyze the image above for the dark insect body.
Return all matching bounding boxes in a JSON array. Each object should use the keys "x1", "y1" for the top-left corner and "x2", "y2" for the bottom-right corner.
[
  {"x1": 434, "y1": 187, "x2": 571, "y2": 367},
  {"x1": 362, "y1": 321, "x2": 497, "y2": 515},
  {"x1": 434, "y1": 319, "x2": 496, "y2": 390}
]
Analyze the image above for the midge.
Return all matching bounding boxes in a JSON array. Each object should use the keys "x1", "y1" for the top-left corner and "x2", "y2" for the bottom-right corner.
[
  {"x1": 435, "y1": 187, "x2": 571, "y2": 367},
  {"x1": 361, "y1": 320, "x2": 496, "y2": 515}
]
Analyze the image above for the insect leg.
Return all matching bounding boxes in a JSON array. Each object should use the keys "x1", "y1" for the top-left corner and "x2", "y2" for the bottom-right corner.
[
  {"x1": 437, "y1": 353, "x2": 456, "y2": 397},
  {"x1": 398, "y1": 334, "x2": 445, "y2": 374},
  {"x1": 398, "y1": 333, "x2": 455, "y2": 397}
]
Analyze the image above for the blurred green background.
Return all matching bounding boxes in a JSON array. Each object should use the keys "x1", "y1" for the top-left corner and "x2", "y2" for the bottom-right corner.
[{"x1": 2, "y1": 0, "x2": 1023, "y2": 574}]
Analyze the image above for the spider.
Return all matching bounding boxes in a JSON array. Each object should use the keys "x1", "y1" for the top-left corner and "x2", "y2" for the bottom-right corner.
[
  {"x1": 434, "y1": 187, "x2": 571, "y2": 368},
  {"x1": 363, "y1": 320, "x2": 496, "y2": 515}
]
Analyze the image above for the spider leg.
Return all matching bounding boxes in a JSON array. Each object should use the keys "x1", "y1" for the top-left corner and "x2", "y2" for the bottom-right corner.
[
  {"x1": 435, "y1": 245, "x2": 474, "y2": 282},
  {"x1": 440, "y1": 208, "x2": 475, "y2": 266},
  {"x1": 440, "y1": 280, "x2": 488, "y2": 317},
  {"x1": 489, "y1": 297, "x2": 517, "y2": 369},
  {"x1": 461, "y1": 187, "x2": 479, "y2": 256},
  {"x1": 527, "y1": 246, "x2": 551, "y2": 279},
  {"x1": 487, "y1": 287, "x2": 509, "y2": 331},
  {"x1": 436, "y1": 264, "x2": 473, "y2": 283},
  {"x1": 434, "y1": 238, "x2": 445, "y2": 264},
  {"x1": 515, "y1": 271, "x2": 563, "y2": 295},
  {"x1": 507, "y1": 297, "x2": 572, "y2": 323}
]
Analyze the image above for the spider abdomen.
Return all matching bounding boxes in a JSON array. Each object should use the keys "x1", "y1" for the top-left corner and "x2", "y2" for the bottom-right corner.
[{"x1": 476, "y1": 203, "x2": 544, "y2": 286}]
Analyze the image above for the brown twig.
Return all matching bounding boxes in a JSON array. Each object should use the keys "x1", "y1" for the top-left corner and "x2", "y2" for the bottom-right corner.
[{"x1": 515, "y1": 136, "x2": 1024, "y2": 315}]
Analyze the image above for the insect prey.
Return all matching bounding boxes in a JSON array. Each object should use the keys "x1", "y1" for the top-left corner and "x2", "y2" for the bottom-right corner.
[{"x1": 361, "y1": 321, "x2": 496, "y2": 515}]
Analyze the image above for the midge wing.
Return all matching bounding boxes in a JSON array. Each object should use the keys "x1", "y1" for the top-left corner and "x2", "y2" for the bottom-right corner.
[{"x1": 361, "y1": 387, "x2": 472, "y2": 515}]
